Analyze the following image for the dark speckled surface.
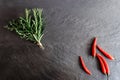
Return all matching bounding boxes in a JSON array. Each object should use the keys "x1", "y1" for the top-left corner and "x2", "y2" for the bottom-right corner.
[{"x1": 0, "y1": 0, "x2": 120, "y2": 80}]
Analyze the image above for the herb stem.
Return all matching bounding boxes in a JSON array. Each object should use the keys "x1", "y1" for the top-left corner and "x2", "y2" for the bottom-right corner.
[{"x1": 37, "y1": 41, "x2": 44, "y2": 50}]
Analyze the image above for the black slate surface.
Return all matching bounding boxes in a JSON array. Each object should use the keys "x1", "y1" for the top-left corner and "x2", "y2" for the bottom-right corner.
[{"x1": 0, "y1": 0, "x2": 120, "y2": 80}]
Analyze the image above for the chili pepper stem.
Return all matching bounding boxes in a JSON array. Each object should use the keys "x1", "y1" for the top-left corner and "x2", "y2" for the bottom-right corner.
[
  {"x1": 106, "y1": 74, "x2": 109, "y2": 80},
  {"x1": 37, "y1": 41, "x2": 44, "y2": 50}
]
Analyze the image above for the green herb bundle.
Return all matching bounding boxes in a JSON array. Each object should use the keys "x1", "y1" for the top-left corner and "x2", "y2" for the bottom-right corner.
[{"x1": 5, "y1": 8, "x2": 45, "y2": 49}]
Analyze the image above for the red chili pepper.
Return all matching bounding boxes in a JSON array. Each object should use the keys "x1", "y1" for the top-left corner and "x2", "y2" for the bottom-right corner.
[
  {"x1": 97, "y1": 53, "x2": 106, "y2": 74},
  {"x1": 79, "y1": 56, "x2": 92, "y2": 75},
  {"x1": 97, "y1": 45, "x2": 114, "y2": 60},
  {"x1": 92, "y1": 37, "x2": 97, "y2": 57},
  {"x1": 97, "y1": 54, "x2": 110, "y2": 75}
]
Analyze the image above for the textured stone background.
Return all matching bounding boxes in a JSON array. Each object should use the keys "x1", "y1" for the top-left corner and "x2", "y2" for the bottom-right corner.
[{"x1": 0, "y1": 0, "x2": 120, "y2": 80}]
